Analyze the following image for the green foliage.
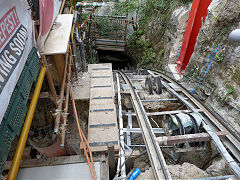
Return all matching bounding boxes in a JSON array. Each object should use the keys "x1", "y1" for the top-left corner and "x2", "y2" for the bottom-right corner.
[
  {"x1": 219, "y1": 85, "x2": 235, "y2": 103},
  {"x1": 190, "y1": 64, "x2": 200, "y2": 80},
  {"x1": 81, "y1": 13, "x2": 88, "y2": 21},
  {"x1": 140, "y1": 0, "x2": 190, "y2": 17},
  {"x1": 95, "y1": 18, "x2": 124, "y2": 37},
  {"x1": 214, "y1": 26, "x2": 232, "y2": 46},
  {"x1": 113, "y1": 1, "x2": 138, "y2": 16},
  {"x1": 115, "y1": 0, "x2": 192, "y2": 67},
  {"x1": 128, "y1": 34, "x2": 156, "y2": 67},
  {"x1": 216, "y1": 52, "x2": 224, "y2": 62},
  {"x1": 232, "y1": 68, "x2": 240, "y2": 86},
  {"x1": 227, "y1": 86, "x2": 235, "y2": 95}
]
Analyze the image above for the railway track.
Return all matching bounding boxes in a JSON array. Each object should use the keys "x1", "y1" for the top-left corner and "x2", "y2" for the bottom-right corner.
[
  {"x1": 118, "y1": 71, "x2": 171, "y2": 180},
  {"x1": 116, "y1": 70, "x2": 240, "y2": 179}
]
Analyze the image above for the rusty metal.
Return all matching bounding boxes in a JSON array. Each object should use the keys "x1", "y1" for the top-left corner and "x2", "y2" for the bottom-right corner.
[
  {"x1": 91, "y1": 15, "x2": 135, "y2": 52},
  {"x1": 54, "y1": 45, "x2": 70, "y2": 134},
  {"x1": 60, "y1": 38, "x2": 74, "y2": 146},
  {"x1": 148, "y1": 70, "x2": 240, "y2": 178},
  {"x1": 157, "y1": 132, "x2": 227, "y2": 146},
  {"x1": 29, "y1": 135, "x2": 67, "y2": 157},
  {"x1": 60, "y1": 56, "x2": 72, "y2": 147}
]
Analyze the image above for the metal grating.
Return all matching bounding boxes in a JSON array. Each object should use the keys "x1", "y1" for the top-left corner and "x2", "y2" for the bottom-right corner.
[{"x1": 0, "y1": 47, "x2": 40, "y2": 174}]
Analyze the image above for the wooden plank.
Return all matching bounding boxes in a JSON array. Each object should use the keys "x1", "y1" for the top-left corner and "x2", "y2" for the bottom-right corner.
[
  {"x1": 72, "y1": 72, "x2": 90, "y2": 100},
  {"x1": 87, "y1": 64, "x2": 119, "y2": 152},
  {"x1": 91, "y1": 71, "x2": 112, "y2": 77},
  {"x1": 44, "y1": 14, "x2": 74, "y2": 55},
  {"x1": 156, "y1": 131, "x2": 227, "y2": 146},
  {"x1": 90, "y1": 99, "x2": 115, "y2": 106},
  {"x1": 52, "y1": 54, "x2": 65, "y2": 81},
  {"x1": 89, "y1": 112, "x2": 117, "y2": 125},
  {"x1": 96, "y1": 39, "x2": 125, "y2": 44},
  {"x1": 91, "y1": 88, "x2": 114, "y2": 98},
  {"x1": 91, "y1": 78, "x2": 112, "y2": 86},
  {"x1": 88, "y1": 63, "x2": 111, "y2": 68},
  {"x1": 4, "y1": 155, "x2": 104, "y2": 170},
  {"x1": 95, "y1": 46, "x2": 124, "y2": 52},
  {"x1": 124, "y1": 109, "x2": 203, "y2": 116}
]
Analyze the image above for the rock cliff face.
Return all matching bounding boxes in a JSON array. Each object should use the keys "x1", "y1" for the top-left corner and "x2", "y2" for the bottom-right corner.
[
  {"x1": 145, "y1": 0, "x2": 240, "y2": 130},
  {"x1": 185, "y1": 0, "x2": 240, "y2": 130},
  {"x1": 147, "y1": 5, "x2": 190, "y2": 68}
]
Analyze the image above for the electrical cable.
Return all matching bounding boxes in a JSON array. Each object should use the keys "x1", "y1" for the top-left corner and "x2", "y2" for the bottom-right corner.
[{"x1": 70, "y1": 86, "x2": 97, "y2": 180}]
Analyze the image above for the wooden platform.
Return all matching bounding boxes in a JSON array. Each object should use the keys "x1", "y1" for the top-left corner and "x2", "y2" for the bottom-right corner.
[
  {"x1": 44, "y1": 14, "x2": 74, "y2": 55},
  {"x1": 72, "y1": 72, "x2": 91, "y2": 100},
  {"x1": 88, "y1": 63, "x2": 119, "y2": 152}
]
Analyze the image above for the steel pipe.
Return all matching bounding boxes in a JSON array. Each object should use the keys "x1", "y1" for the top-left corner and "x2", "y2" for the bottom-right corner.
[
  {"x1": 60, "y1": 56, "x2": 72, "y2": 146},
  {"x1": 54, "y1": 45, "x2": 70, "y2": 134},
  {"x1": 7, "y1": 66, "x2": 46, "y2": 180}
]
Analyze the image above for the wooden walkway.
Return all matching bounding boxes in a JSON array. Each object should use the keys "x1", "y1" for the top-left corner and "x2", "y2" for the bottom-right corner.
[
  {"x1": 95, "y1": 39, "x2": 125, "y2": 52},
  {"x1": 88, "y1": 63, "x2": 119, "y2": 152}
]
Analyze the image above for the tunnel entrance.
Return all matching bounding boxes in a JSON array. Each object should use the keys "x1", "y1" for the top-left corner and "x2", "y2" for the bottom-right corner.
[{"x1": 97, "y1": 50, "x2": 130, "y2": 70}]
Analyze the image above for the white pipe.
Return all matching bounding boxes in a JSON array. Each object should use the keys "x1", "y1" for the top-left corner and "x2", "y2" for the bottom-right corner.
[
  {"x1": 114, "y1": 151, "x2": 121, "y2": 179},
  {"x1": 116, "y1": 73, "x2": 126, "y2": 178}
]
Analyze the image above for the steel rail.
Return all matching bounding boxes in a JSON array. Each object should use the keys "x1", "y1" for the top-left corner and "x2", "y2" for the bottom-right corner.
[
  {"x1": 154, "y1": 70, "x2": 240, "y2": 142},
  {"x1": 148, "y1": 70, "x2": 240, "y2": 178},
  {"x1": 118, "y1": 71, "x2": 171, "y2": 180},
  {"x1": 151, "y1": 71, "x2": 240, "y2": 159},
  {"x1": 115, "y1": 73, "x2": 126, "y2": 178}
]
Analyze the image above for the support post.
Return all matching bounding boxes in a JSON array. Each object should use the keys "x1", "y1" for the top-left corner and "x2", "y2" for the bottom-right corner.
[
  {"x1": 41, "y1": 55, "x2": 58, "y2": 102},
  {"x1": 107, "y1": 143, "x2": 116, "y2": 180},
  {"x1": 176, "y1": 0, "x2": 212, "y2": 74}
]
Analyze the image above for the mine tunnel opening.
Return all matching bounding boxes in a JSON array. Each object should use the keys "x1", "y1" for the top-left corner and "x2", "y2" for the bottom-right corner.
[{"x1": 97, "y1": 50, "x2": 131, "y2": 70}]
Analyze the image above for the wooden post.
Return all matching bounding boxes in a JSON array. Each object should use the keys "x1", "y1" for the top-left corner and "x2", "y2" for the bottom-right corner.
[
  {"x1": 124, "y1": 0, "x2": 128, "y2": 52},
  {"x1": 107, "y1": 143, "x2": 116, "y2": 180},
  {"x1": 41, "y1": 55, "x2": 58, "y2": 102}
]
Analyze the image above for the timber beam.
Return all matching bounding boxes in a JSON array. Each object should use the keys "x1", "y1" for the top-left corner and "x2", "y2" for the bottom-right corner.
[{"x1": 156, "y1": 131, "x2": 227, "y2": 146}]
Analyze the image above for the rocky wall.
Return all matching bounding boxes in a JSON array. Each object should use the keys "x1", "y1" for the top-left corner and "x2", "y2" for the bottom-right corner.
[{"x1": 145, "y1": 0, "x2": 240, "y2": 130}]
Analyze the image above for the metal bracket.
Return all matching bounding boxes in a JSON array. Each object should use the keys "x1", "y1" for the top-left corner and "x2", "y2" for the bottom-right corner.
[
  {"x1": 90, "y1": 108, "x2": 114, "y2": 112},
  {"x1": 90, "y1": 123, "x2": 116, "y2": 128},
  {"x1": 89, "y1": 141, "x2": 118, "y2": 147}
]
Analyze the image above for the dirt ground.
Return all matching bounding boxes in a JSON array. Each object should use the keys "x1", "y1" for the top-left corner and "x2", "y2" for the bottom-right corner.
[{"x1": 136, "y1": 163, "x2": 209, "y2": 180}]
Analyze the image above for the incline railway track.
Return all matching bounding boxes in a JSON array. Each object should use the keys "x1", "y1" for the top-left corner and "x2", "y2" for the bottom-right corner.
[
  {"x1": 118, "y1": 71, "x2": 171, "y2": 180},
  {"x1": 115, "y1": 69, "x2": 240, "y2": 179}
]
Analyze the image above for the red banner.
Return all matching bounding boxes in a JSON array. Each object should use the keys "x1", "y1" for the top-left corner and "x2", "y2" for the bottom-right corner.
[
  {"x1": 37, "y1": 0, "x2": 62, "y2": 53},
  {"x1": 39, "y1": 0, "x2": 54, "y2": 36},
  {"x1": 0, "y1": 7, "x2": 20, "y2": 49},
  {"x1": 0, "y1": 1, "x2": 35, "y2": 124}
]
